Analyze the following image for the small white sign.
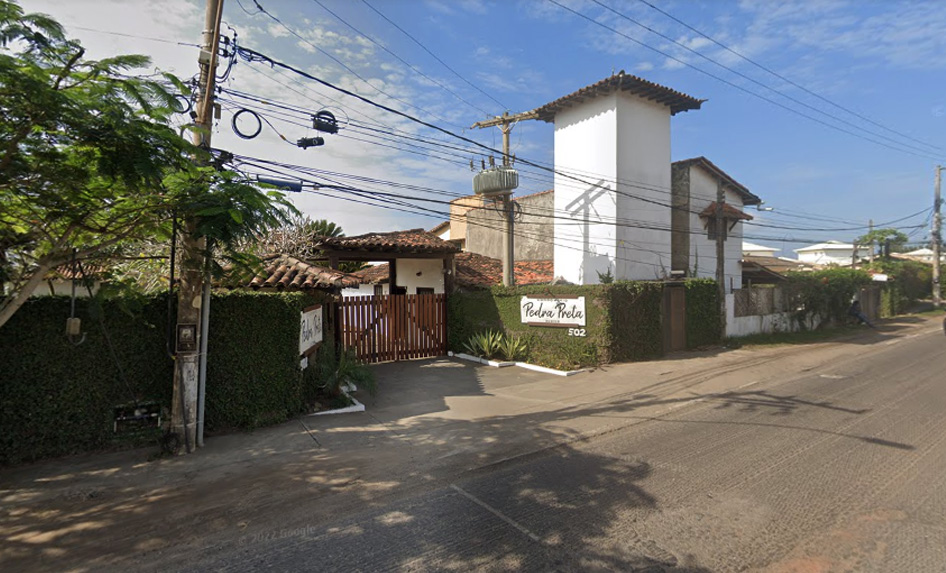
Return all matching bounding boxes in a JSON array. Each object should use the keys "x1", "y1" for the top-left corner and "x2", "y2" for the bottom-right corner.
[
  {"x1": 299, "y1": 305, "x2": 323, "y2": 356},
  {"x1": 520, "y1": 296, "x2": 586, "y2": 328}
]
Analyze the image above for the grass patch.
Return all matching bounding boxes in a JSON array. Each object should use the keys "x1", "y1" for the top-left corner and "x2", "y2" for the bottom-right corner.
[{"x1": 727, "y1": 324, "x2": 867, "y2": 348}]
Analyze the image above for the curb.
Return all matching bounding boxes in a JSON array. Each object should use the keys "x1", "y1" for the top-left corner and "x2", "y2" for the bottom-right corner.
[{"x1": 448, "y1": 351, "x2": 586, "y2": 377}]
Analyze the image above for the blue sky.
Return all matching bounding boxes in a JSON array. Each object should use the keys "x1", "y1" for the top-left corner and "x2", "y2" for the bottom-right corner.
[{"x1": 21, "y1": 0, "x2": 946, "y2": 256}]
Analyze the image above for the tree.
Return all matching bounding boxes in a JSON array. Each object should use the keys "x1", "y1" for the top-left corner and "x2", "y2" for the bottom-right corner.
[
  {"x1": 855, "y1": 228, "x2": 909, "y2": 257},
  {"x1": 0, "y1": 1, "x2": 294, "y2": 328},
  {"x1": 245, "y1": 216, "x2": 366, "y2": 272}
]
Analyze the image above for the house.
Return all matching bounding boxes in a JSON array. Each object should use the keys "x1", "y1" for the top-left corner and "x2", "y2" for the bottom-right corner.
[
  {"x1": 465, "y1": 189, "x2": 555, "y2": 262},
  {"x1": 532, "y1": 71, "x2": 704, "y2": 284},
  {"x1": 348, "y1": 251, "x2": 554, "y2": 294},
  {"x1": 670, "y1": 156, "x2": 761, "y2": 292},
  {"x1": 795, "y1": 241, "x2": 870, "y2": 265},
  {"x1": 743, "y1": 241, "x2": 779, "y2": 258},
  {"x1": 314, "y1": 229, "x2": 459, "y2": 297},
  {"x1": 235, "y1": 254, "x2": 360, "y2": 292},
  {"x1": 894, "y1": 247, "x2": 943, "y2": 263}
]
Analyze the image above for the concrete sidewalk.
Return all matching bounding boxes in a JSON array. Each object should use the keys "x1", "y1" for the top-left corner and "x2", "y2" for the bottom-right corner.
[{"x1": 1, "y1": 315, "x2": 938, "y2": 572}]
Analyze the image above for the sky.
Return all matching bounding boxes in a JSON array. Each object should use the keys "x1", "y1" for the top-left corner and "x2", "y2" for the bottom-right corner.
[{"x1": 18, "y1": 0, "x2": 946, "y2": 257}]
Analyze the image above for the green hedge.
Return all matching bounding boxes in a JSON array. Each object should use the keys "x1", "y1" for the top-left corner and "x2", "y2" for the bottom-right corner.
[
  {"x1": 0, "y1": 290, "x2": 334, "y2": 465},
  {"x1": 448, "y1": 282, "x2": 666, "y2": 369},
  {"x1": 684, "y1": 279, "x2": 720, "y2": 348},
  {"x1": 784, "y1": 268, "x2": 872, "y2": 327},
  {"x1": 608, "y1": 282, "x2": 664, "y2": 361},
  {"x1": 0, "y1": 295, "x2": 173, "y2": 465}
]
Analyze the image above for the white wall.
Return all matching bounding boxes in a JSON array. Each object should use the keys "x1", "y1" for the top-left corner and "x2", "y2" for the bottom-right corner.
[
  {"x1": 342, "y1": 283, "x2": 385, "y2": 298},
  {"x1": 395, "y1": 259, "x2": 444, "y2": 294},
  {"x1": 797, "y1": 248, "x2": 868, "y2": 265},
  {"x1": 30, "y1": 279, "x2": 100, "y2": 297},
  {"x1": 687, "y1": 166, "x2": 745, "y2": 293},
  {"x1": 725, "y1": 293, "x2": 823, "y2": 337},
  {"x1": 552, "y1": 92, "x2": 673, "y2": 284},
  {"x1": 553, "y1": 93, "x2": 619, "y2": 284},
  {"x1": 615, "y1": 94, "x2": 672, "y2": 280}
]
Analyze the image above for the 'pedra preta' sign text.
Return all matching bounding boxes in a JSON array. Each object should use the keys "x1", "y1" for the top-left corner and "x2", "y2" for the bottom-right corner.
[{"x1": 520, "y1": 296, "x2": 586, "y2": 328}]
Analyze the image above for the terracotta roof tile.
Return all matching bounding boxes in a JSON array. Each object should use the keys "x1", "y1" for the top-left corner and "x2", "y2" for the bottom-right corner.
[
  {"x1": 244, "y1": 254, "x2": 360, "y2": 290},
  {"x1": 313, "y1": 228, "x2": 460, "y2": 254},
  {"x1": 699, "y1": 202, "x2": 754, "y2": 221},
  {"x1": 350, "y1": 264, "x2": 390, "y2": 285},
  {"x1": 673, "y1": 156, "x2": 761, "y2": 206},
  {"x1": 532, "y1": 71, "x2": 704, "y2": 121},
  {"x1": 455, "y1": 252, "x2": 553, "y2": 289}
]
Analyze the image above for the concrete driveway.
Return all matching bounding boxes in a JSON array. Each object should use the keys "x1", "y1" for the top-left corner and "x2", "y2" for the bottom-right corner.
[{"x1": 1, "y1": 316, "x2": 937, "y2": 572}]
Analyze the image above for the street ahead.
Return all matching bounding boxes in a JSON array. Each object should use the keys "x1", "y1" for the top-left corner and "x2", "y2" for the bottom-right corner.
[
  {"x1": 2, "y1": 316, "x2": 944, "y2": 573},
  {"x1": 197, "y1": 319, "x2": 946, "y2": 572}
]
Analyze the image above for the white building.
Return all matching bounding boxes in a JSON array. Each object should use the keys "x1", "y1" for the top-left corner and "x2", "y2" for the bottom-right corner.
[
  {"x1": 671, "y1": 157, "x2": 761, "y2": 293},
  {"x1": 742, "y1": 241, "x2": 779, "y2": 258},
  {"x1": 529, "y1": 72, "x2": 704, "y2": 284},
  {"x1": 794, "y1": 241, "x2": 870, "y2": 265}
]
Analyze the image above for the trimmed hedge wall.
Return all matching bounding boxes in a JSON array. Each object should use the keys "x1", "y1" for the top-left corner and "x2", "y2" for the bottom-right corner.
[
  {"x1": 0, "y1": 290, "x2": 333, "y2": 465},
  {"x1": 0, "y1": 295, "x2": 173, "y2": 465},
  {"x1": 205, "y1": 291, "x2": 332, "y2": 431},
  {"x1": 684, "y1": 279, "x2": 720, "y2": 348},
  {"x1": 448, "y1": 282, "x2": 669, "y2": 369}
]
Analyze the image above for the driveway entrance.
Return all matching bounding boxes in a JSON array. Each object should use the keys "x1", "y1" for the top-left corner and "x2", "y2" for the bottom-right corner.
[{"x1": 338, "y1": 293, "x2": 447, "y2": 363}]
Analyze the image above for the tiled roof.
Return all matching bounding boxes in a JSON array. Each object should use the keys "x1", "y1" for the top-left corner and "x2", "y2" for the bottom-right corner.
[
  {"x1": 673, "y1": 156, "x2": 761, "y2": 206},
  {"x1": 350, "y1": 264, "x2": 390, "y2": 285},
  {"x1": 531, "y1": 71, "x2": 704, "y2": 121},
  {"x1": 429, "y1": 221, "x2": 450, "y2": 235},
  {"x1": 699, "y1": 202, "x2": 754, "y2": 221},
  {"x1": 455, "y1": 252, "x2": 554, "y2": 289},
  {"x1": 742, "y1": 255, "x2": 816, "y2": 274},
  {"x1": 313, "y1": 228, "x2": 460, "y2": 255},
  {"x1": 245, "y1": 254, "x2": 360, "y2": 290},
  {"x1": 46, "y1": 264, "x2": 106, "y2": 280},
  {"x1": 345, "y1": 252, "x2": 554, "y2": 289}
]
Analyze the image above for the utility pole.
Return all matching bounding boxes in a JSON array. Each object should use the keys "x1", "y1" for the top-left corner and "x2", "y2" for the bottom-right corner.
[
  {"x1": 472, "y1": 111, "x2": 535, "y2": 286},
  {"x1": 868, "y1": 219, "x2": 874, "y2": 265},
  {"x1": 934, "y1": 166, "x2": 942, "y2": 308},
  {"x1": 171, "y1": 0, "x2": 224, "y2": 453},
  {"x1": 715, "y1": 179, "x2": 727, "y2": 340}
]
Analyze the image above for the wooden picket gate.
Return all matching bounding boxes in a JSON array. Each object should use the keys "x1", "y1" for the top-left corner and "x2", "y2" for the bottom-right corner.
[{"x1": 336, "y1": 294, "x2": 447, "y2": 363}]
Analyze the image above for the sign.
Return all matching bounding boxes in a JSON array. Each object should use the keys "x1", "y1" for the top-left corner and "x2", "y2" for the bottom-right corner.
[
  {"x1": 520, "y1": 296, "x2": 586, "y2": 328},
  {"x1": 299, "y1": 305, "x2": 323, "y2": 356}
]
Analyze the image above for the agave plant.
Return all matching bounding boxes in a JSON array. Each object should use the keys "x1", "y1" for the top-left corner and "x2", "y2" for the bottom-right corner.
[
  {"x1": 498, "y1": 334, "x2": 529, "y2": 362},
  {"x1": 463, "y1": 330, "x2": 504, "y2": 359}
]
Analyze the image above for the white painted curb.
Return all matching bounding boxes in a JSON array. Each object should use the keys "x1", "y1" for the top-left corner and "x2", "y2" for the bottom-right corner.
[
  {"x1": 449, "y1": 351, "x2": 585, "y2": 376},
  {"x1": 307, "y1": 386, "x2": 366, "y2": 416}
]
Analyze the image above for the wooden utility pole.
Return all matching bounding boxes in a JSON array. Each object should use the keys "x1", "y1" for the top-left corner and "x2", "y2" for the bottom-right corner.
[
  {"x1": 868, "y1": 219, "x2": 874, "y2": 264},
  {"x1": 472, "y1": 111, "x2": 535, "y2": 286},
  {"x1": 715, "y1": 179, "x2": 727, "y2": 340},
  {"x1": 171, "y1": 0, "x2": 224, "y2": 453},
  {"x1": 934, "y1": 166, "x2": 942, "y2": 308}
]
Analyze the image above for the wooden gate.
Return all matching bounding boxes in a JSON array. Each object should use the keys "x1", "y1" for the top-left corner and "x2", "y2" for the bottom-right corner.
[{"x1": 337, "y1": 294, "x2": 447, "y2": 363}]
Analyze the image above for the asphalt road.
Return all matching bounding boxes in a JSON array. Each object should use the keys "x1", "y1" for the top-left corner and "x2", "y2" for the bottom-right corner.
[{"x1": 195, "y1": 323, "x2": 946, "y2": 572}]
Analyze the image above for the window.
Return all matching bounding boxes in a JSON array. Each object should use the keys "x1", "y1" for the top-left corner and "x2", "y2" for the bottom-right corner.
[
  {"x1": 373, "y1": 284, "x2": 384, "y2": 297},
  {"x1": 416, "y1": 287, "x2": 435, "y2": 295}
]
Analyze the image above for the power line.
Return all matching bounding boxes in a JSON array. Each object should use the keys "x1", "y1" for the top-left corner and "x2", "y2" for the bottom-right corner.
[
  {"x1": 248, "y1": 1, "x2": 468, "y2": 130},
  {"x1": 633, "y1": 0, "x2": 941, "y2": 152},
  {"x1": 309, "y1": 0, "x2": 492, "y2": 116},
  {"x1": 545, "y1": 0, "x2": 943, "y2": 161},
  {"x1": 589, "y1": 0, "x2": 940, "y2": 156}
]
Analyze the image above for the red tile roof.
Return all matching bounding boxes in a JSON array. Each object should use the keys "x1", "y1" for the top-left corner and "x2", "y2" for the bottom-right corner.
[
  {"x1": 455, "y1": 252, "x2": 553, "y2": 289},
  {"x1": 350, "y1": 264, "x2": 390, "y2": 285},
  {"x1": 532, "y1": 71, "x2": 704, "y2": 121},
  {"x1": 313, "y1": 228, "x2": 460, "y2": 255},
  {"x1": 673, "y1": 156, "x2": 761, "y2": 206},
  {"x1": 428, "y1": 221, "x2": 450, "y2": 235},
  {"x1": 346, "y1": 252, "x2": 554, "y2": 290},
  {"x1": 244, "y1": 254, "x2": 360, "y2": 290},
  {"x1": 699, "y1": 202, "x2": 754, "y2": 221}
]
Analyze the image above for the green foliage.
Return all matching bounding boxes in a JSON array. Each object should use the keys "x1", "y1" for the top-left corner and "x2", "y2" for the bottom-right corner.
[
  {"x1": 783, "y1": 268, "x2": 872, "y2": 328},
  {"x1": 868, "y1": 259, "x2": 931, "y2": 303},
  {"x1": 309, "y1": 343, "x2": 376, "y2": 399},
  {"x1": 449, "y1": 283, "x2": 667, "y2": 369},
  {"x1": 0, "y1": 3, "x2": 296, "y2": 329},
  {"x1": 684, "y1": 279, "x2": 720, "y2": 348},
  {"x1": 462, "y1": 330, "x2": 529, "y2": 361},
  {"x1": 0, "y1": 290, "x2": 334, "y2": 464},
  {"x1": 855, "y1": 228, "x2": 908, "y2": 255},
  {"x1": 596, "y1": 267, "x2": 615, "y2": 284},
  {"x1": 0, "y1": 295, "x2": 173, "y2": 465},
  {"x1": 608, "y1": 281, "x2": 664, "y2": 360}
]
